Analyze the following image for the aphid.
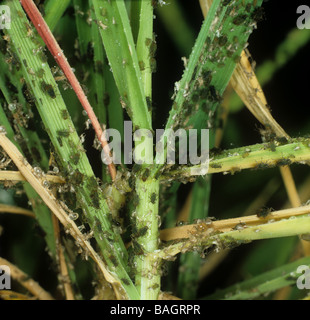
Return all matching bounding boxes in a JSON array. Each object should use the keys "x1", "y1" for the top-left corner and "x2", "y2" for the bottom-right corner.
[
  {"x1": 121, "y1": 278, "x2": 131, "y2": 286},
  {"x1": 242, "y1": 150, "x2": 250, "y2": 158},
  {"x1": 210, "y1": 147, "x2": 222, "y2": 156},
  {"x1": 210, "y1": 163, "x2": 222, "y2": 169},
  {"x1": 154, "y1": 170, "x2": 161, "y2": 180},
  {"x1": 109, "y1": 255, "x2": 119, "y2": 267},
  {"x1": 145, "y1": 37, "x2": 152, "y2": 47},
  {"x1": 218, "y1": 35, "x2": 228, "y2": 46},
  {"x1": 260, "y1": 127, "x2": 276, "y2": 142},
  {"x1": 275, "y1": 136, "x2": 289, "y2": 145},
  {"x1": 232, "y1": 14, "x2": 247, "y2": 26},
  {"x1": 209, "y1": 85, "x2": 220, "y2": 102},
  {"x1": 41, "y1": 81, "x2": 56, "y2": 99},
  {"x1": 132, "y1": 164, "x2": 142, "y2": 174},
  {"x1": 150, "y1": 193, "x2": 157, "y2": 204},
  {"x1": 150, "y1": 283, "x2": 160, "y2": 290},
  {"x1": 22, "y1": 59, "x2": 28, "y2": 68},
  {"x1": 70, "y1": 152, "x2": 80, "y2": 165},
  {"x1": 276, "y1": 158, "x2": 292, "y2": 167},
  {"x1": 139, "y1": 60, "x2": 145, "y2": 71},
  {"x1": 245, "y1": 3, "x2": 252, "y2": 13},
  {"x1": 86, "y1": 42, "x2": 94, "y2": 60},
  {"x1": 112, "y1": 218, "x2": 121, "y2": 227},
  {"x1": 132, "y1": 194, "x2": 140, "y2": 207},
  {"x1": 226, "y1": 49, "x2": 235, "y2": 58},
  {"x1": 36, "y1": 68, "x2": 45, "y2": 78},
  {"x1": 201, "y1": 69, "x2": 213, "y2": 85},
  {"x1": 6, "y1": 51, "x2": 21, "y2": 70},
  {"x1": 191, "y1": 93, "x2": 199, "y2": 103},
  {"x1": 254, "y1": 162, "x2": 270, "y2": 170},
  {"x1": 132, "y1": 240, "x2": 144, "y2": 255},
  {"x1": 146, "y1": 96, "x2": 152, "y2": 112},
  {"x1": 57, "y1": 130, "x2": 70, "y2": 137},
  {"x1": 149, "y1": 40, "x2": 157, "y2": 58},
  {"x1": 136, "y1": 226, "x2": 148, "y2": 238},
  {"x1": 57, "y1": 136, "x2": 63, "y2": 147},
  {"x1": 61, "y1": 109, "x2": 69, "y2": 120},
  {"x1": 256, "y1": 207, "x2": 273, "y2": 218},
  {"x1": 141, "y1": 168, "x2": 150, "y2": 182},
  {"x1": 150, "y1": 57, "x2": 157, "y2": 73},
  {"x1": 91, "y1": 193, "x2": 100, "y2": 209},
  {"x1": 25, "y1": 22, "x2": 33, "y2": 37},
  {"x1": 268, "y1": 141, "x2": 277, "y2": 152},
  {"x1": 252, "y1": 7, "x2": 265, "y2": 23}
]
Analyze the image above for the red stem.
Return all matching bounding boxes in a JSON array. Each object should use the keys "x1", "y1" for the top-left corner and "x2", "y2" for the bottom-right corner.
[{"x1": 20, "y1": 0, "x2": 116, "y2": 180}]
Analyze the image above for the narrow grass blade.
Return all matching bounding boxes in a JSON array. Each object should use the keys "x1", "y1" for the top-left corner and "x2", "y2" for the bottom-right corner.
[
  {"x1": 92, "y1": 0, "x2": 152, "y2": 131},
  {"x1": 163, "y1": 138, "x2": 310, "y2": 180},
  {"x1": 152, "y1": 0, "x2": 263, "y2": 173},
  {"x1": 135, "y1": 0, "x2": 154, "y2": 99},
  {"x1": 44, "y1": 0, "x2": 71, "y2": 32},
  {"x1": 156, "y1": 0, "x2": 196, "y2": 56},
  {"x1": 0, "y1": 70, "x2": 56, "y2": 257},
  {"x1": 6, "y1": 0, "x2": 139, "y2": 299},
  {"x1": 177, "y1": 176, "x2": 212, "y2": 299},
  {"x1": 20, "y1": 0, "x2": 116, "y2": 179},
  {"x1": 204, "y1": 256, "x2": 310, "y2": 300}
]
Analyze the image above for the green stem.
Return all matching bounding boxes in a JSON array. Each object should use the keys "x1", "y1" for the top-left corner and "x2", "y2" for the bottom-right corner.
[
  {"x1": 44, "y1": 0, "x2": 71, "y2": 32},
  {"x1": 129, "y1": 0, "x2": 159, "y2": 300},
  {"x1": 162, "y1": 138, "x2": 310, "y2": 180},
  {"x1": 204, "y1": 255, "x2": 310, "y2": 300},
  {"x1": 155, "y1": 213, "x2": 310, "y2": 261},
  {"x1": 134, "y1": 177, "x2": 160, "y2": 299}
]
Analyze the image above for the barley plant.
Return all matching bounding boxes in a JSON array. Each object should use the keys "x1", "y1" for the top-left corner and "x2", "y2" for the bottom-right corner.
[{"x1": 0, "y1": 0, "x2": 310, "y2": 301}]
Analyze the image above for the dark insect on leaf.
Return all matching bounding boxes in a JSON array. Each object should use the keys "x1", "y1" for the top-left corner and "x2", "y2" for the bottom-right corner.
[
  {"x1": 256, "y1": 207, "x2": 274, "y2": 218},
  {"x1": 41, "y1": 81, "x2": 56, "y2": 99}
]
